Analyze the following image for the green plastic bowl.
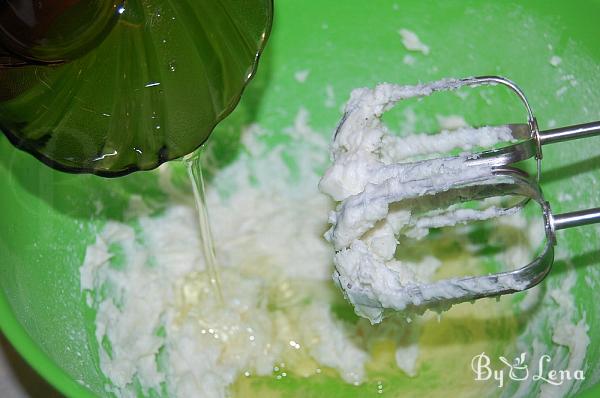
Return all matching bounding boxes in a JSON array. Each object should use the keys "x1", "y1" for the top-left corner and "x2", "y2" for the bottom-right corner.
[{"x1": 1, "y1": 1, "x2": 599, "y2": 397}]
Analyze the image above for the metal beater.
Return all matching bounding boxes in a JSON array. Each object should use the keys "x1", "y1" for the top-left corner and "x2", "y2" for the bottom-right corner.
[{"x1": 350, "y1": 76, "x2": 600, "y2": 313}]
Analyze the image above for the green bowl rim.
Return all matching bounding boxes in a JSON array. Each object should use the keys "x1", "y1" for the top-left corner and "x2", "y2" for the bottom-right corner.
[{"x1": 1, "y1": 288, "x2": 97, "y2": 397}]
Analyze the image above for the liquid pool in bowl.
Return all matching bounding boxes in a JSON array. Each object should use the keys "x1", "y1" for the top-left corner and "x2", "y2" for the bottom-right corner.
[{"x1": 1, "y1": 1, "x2": 600, "y2": 397}]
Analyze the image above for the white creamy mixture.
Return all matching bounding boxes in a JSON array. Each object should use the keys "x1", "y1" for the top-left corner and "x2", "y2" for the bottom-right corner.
[
  {"x1": 512, "y1": 248, "x2": 591, "y2": 398},
  {"x1": 80, "y1": 110, "x2": 425, "y2": 397},
  {"x1": 80, "y1": 80, "x2": 591, "y2": 397},
  {"x1": 318, "y1": 79, "x2": 522, "y2": 323}
]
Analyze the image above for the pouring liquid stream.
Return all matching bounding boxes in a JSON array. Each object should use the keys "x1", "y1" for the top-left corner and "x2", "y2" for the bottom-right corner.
[{"x1": 185, "y1": 150, "x2": 224, "y2": 303}]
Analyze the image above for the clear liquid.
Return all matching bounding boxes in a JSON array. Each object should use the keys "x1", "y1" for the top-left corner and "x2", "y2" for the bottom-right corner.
[{"x1": 185, "y1": 150, "x2": 223, "y2": 303}]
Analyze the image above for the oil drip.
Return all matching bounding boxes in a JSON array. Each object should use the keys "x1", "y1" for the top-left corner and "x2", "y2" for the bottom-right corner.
[{"x1": 185, "y1": 149, "x2": 224, "y2": 303}]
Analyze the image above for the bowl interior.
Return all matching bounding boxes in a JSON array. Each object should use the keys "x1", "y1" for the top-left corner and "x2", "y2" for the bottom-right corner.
[{"x1": 1, "y1": 1, "x2": 600, "y2": 397}]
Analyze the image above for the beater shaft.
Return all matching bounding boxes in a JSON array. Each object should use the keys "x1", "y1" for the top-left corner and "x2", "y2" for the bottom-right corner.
[
  {"x1": 540, "y1": 121, "x2": 600, "y2": 145},
  {"x1": 553, "y1": 207, "x2": 600, "y2": 230}
]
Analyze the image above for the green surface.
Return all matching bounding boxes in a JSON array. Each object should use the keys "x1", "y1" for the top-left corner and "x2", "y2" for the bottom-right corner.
[{"x1": 1, "y1": 0, "x2": 600, "y2": 397}]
